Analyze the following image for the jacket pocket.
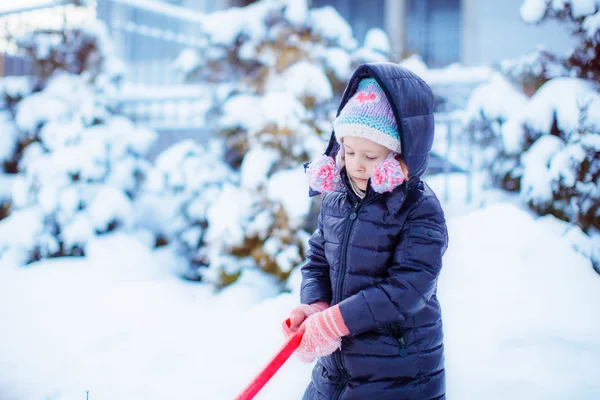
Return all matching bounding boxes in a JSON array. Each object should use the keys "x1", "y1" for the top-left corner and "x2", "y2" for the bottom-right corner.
[
  {"x1": 408, "y1": 225, "x2": 445, "y2": 244},
  {"x1": 385, "y1": 323, "x2": 408, "y2": 358},
  {"x1": 321, "y1": 365, "x2": 340, "y2": 382}
]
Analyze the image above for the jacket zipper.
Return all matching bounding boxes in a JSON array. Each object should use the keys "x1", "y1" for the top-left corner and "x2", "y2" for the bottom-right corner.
[
  {"x1": 332, "y1": 198, "x2": 363, "y2": 400},
  {"x1": 386, "y1": 324, "x2": 408, "y2": 357}
]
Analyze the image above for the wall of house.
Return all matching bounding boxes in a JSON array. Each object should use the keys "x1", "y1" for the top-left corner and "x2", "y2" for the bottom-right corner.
[
  {"x1": 179, "y1": 0, "x2": 230, "y2": 13},
  {"x1": 462, "y1": 0, "x2": 577, "y2": 66}
]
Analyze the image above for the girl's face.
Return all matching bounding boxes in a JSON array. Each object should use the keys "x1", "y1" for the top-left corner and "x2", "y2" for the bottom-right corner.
[{"x1": 342, "y1": 136, "x2": 392, "y2": 191}]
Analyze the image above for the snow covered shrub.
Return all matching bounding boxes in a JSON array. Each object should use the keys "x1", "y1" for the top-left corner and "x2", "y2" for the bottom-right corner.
[
  {"x1": 135, "y1": 139, "x2": 236, "y2": 278},
  {"x1": 516, "y1": 79, "x2": 600, "y2": 231},
  {"x1": 0, "y1": 19, "x2": 154, "y2": 265},
  {"x1": 0, "y1": 73, "x2": 157, "y2": 263},
  {"x1": 0, "y1": 76, "x2": 34, "y2": 115},
  {"x1": 462, "y1": 0, "x2": 600, "y2": 235},
  {"x1": 462, "y1": 73, "x2": 529, "y2": 191},
  {"x1": 166, "y1": 0, "x2": 391, "y2": 288},
  {"x1": 500, "y1": 48, "x2": 569, "y2": 97},
  {"x1": 520, "y1": 0, "x2": 600, "y2": 83},
  {"x1": 14, "y1": 19, "x2": 123, "y2": 86}
]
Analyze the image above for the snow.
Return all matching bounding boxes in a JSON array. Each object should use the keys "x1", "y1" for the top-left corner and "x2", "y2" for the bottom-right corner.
[
  {"x1": 1, "y1": 182, "x2": 599, "y2": 399},
  {"x1": 583, "y1": 11, "x2": 600, "y2": 41},
  {"x1": 0, "y1": 76, "x2": 33, "y2": 101},
  {"x1": 267, "y1": 165, "x2": 312, "y2": 229},
  {"x1": 283, "y1": 0, "x2": 309, "y2": 26},
  {"x1": 463, "y1": 72, "x2": 529, "y2": 127},
  {"x1": 440, "y1": 202, "x2": 600, "y2": 399},
  {"x1": 324, "y1": 47, "x2": 352, "y2": 81},
  {"x1": 87, "y1": 186, "x2": 134, "y2": 232},
  {"x1": 400, "y1": 54, "x2": 493, "y2": 86},
  {"x1": 363, "y1": 28, "x2": 391, "y2": 54},
  {"x1": 503, "y1": 77, "x2": 600, "y2": 154},
  {"x1": 173, "y1": 49, "x2": 202, "y2": 75},
  {"x1": 0, "y1": 111, "x2": 19, "y2": 163},
  {"x1": 271, "y1": 61, "x2": 334, "y2": 105},
  {"x1": 521, "y1": 0, "x2": 551, "y2": 23},
  {"x1": 310, "y1": 5, "x2": 357, "y2": 50},
  {"x1": 521, "y1": 0, "x2": 600, "y2": 22},
  {"x1": 0, "y1": 206, "x2": 45, "y2": 264},
  {"x1": 520, "y1": 135, "x2": 564, "y2": 207},
  {"x1": 204, "y1": 183, "x2": 251, "y2": 249},
  {"x1": 202, "y1": 1, "x2": 276, "y2": 46},
  {"x1": 240, "y1": 145, "x2": 280, "y2": 190},
  {"x1": 220, "y1": 91, "x2": 306, "y2": 136},
  {"x1": 561, "y1": 0, "x2": 598, "y2": 18}
]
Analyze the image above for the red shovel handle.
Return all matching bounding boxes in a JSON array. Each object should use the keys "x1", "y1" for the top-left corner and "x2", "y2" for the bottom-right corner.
[{"x1": 234, "y1": 318, "x2": 303, "y2": 400}]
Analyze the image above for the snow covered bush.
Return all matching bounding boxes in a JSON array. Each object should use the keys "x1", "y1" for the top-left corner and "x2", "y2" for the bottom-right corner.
[
  {"x1": 14, "y1": 19, "x2": 123, "y2": 86},
  {"x1": 462, "y1": 0, "x2": 600, "y2": 236},
  {"x1": 0, "y1": 72, "x2": 157, "y2": 264},
  {"x1": 462, "y1": 73, "x2": 530, "y2": 191},
  {"x1": 0, "y1": 19, "x2": 155, "y2": 265},
  {"x1": 520, "y1": 0, "x2": 600, "y2": 83},
  {"x1": 516, "y1": 78, "x2": 600, "y2": 231},
  {"x1": 500, "y1": 48, "x2": 569, "y2": 96},
  {"x1": 135, "y1": 139, "x2": 236, "y2": 281},
  {"x1": 165, "y1": 0, "x2": 391, "y2": 288},
  {"x1": 174, "y1": 0, "x2": 391, "y2": 114}
]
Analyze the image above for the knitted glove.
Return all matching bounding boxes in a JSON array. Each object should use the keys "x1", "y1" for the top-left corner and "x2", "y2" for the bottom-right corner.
[
  {"x1": 296, "y1": 304, "x2": 350, "y2": 363},
  {"x1": 288, "y1": 301, "x2": 329, "y2": 333}
]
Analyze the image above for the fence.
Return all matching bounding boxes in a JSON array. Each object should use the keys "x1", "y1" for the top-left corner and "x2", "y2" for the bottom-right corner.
[
  {"x1": 97, "y1": 0, "x2": 207, "y2": 86},
  {"x1": 0, "y1": 54, "x2": 32, "y2": 77}
]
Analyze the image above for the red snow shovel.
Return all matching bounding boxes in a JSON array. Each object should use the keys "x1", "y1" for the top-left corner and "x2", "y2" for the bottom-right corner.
[{"x1": 234, "y1": 318, "x2": 303, "y2": 400}]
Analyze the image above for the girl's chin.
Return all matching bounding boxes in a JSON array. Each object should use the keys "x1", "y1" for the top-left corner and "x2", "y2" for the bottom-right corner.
[{"x1": 353, "y1": 177, "x2": 368, "y2": 190}]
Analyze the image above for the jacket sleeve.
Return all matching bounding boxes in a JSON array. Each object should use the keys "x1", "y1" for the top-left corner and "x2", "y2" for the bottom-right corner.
[
  {"x1": 299, "y1": 210, "x2": 333, "y2": 305},
  {"x1": 338, "y1": 196, "x2": 448, "y2": 336}
]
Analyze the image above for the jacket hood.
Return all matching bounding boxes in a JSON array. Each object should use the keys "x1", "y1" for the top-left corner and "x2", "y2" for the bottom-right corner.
[{"x1": 324, "y1": 62, "x2": 435, "y2": 181}]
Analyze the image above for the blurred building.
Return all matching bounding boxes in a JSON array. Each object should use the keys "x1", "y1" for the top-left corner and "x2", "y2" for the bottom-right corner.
[
  {"x1": 311, "y1": 0, "x2": 576, "y2": 68},
  {"x1": 1, "y1": 0, "x2": 576, "y2": 81}
]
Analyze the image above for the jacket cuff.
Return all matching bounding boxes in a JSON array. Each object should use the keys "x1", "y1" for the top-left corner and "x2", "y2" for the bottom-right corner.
[
  {"x1": 328, "y1": 304, "x2": 350, "y2": 336},
  {"x1": 337, "y1": 292, "x2": 379, "y2": 336}
]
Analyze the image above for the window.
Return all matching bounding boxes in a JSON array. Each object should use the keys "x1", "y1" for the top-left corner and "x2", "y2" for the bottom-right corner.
[{"x1": 405, "y1": 0, "x2": 461, "y2": 67}]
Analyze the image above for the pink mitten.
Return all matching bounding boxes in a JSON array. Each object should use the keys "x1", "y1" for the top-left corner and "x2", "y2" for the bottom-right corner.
[
  {"x1": 288, "y1": 301, "x2": 329, "y2": 333},
  {"x1": 296, "y1": 304, "x2": 350, "y2": 363}
]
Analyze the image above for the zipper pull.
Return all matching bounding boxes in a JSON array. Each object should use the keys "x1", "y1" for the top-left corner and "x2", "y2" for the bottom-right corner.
[{"x1": 398, "y1": 336, "x2": 407, "y2": 357}]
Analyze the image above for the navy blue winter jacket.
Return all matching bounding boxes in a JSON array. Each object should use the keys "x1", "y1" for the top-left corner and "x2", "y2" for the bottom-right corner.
[{"x1": 300, "y1": 63, "x2": 449, "y2": 400}]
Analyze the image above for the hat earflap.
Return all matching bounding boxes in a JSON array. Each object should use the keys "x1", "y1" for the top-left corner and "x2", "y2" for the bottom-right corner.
[
  {"x1": 370, "y1": 152, "x2": 405, "y2": 193},
  {"x1": 306, "y1": 154, "x2": 343, "y2": 194}
]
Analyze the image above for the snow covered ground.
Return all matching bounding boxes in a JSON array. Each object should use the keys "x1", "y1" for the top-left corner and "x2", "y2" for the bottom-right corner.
[{"x1": 1, "y1": 173, "x2": 599, "y2": 400}]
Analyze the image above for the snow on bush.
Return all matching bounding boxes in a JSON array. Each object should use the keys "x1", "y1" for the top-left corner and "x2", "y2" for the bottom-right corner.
[
  {"x1": 0, "y1": 75, "x2": 158, "y2": 263},
  {"x1": 462, "y1": 0, "x2": 600, "y2": 239},
  {"x1": 520, "y1": 0, "x2": 600, "y2": 83},
  {"x1": 0, "y1": 18, "x2": 156, "y2": 265},
  {"x1": 500, "y1": 47, "x2": 569, "y2": 96},
  {"x1": 14, "y1": 19, "x2": 124, "y2": 86},
  {"x1": 462, "y1": 73, "x2": 529, "y2": 190}
]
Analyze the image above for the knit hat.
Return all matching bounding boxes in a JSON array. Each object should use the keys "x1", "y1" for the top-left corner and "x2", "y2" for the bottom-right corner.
[{"x1": 333, "y1": 78, "x2": 401, "y2": 153}]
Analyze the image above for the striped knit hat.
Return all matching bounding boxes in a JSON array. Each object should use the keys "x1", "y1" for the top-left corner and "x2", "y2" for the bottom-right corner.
[{"x1": 333, "y1": 78, "x2": 401, "y2": 153}]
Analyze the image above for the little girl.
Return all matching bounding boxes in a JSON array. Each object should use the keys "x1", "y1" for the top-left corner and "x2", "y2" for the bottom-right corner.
[{"x1": 285, "y1": 62, "x2": 449, "y2": 399}]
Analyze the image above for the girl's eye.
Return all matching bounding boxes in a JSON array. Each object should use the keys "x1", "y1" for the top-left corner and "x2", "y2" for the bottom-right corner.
[
  {"x1": 346, "y1": 152, "x2": 355, "y2": 156},
  {"x1": 366, "y1": 156, "x2": 377, "y2": 161}
]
